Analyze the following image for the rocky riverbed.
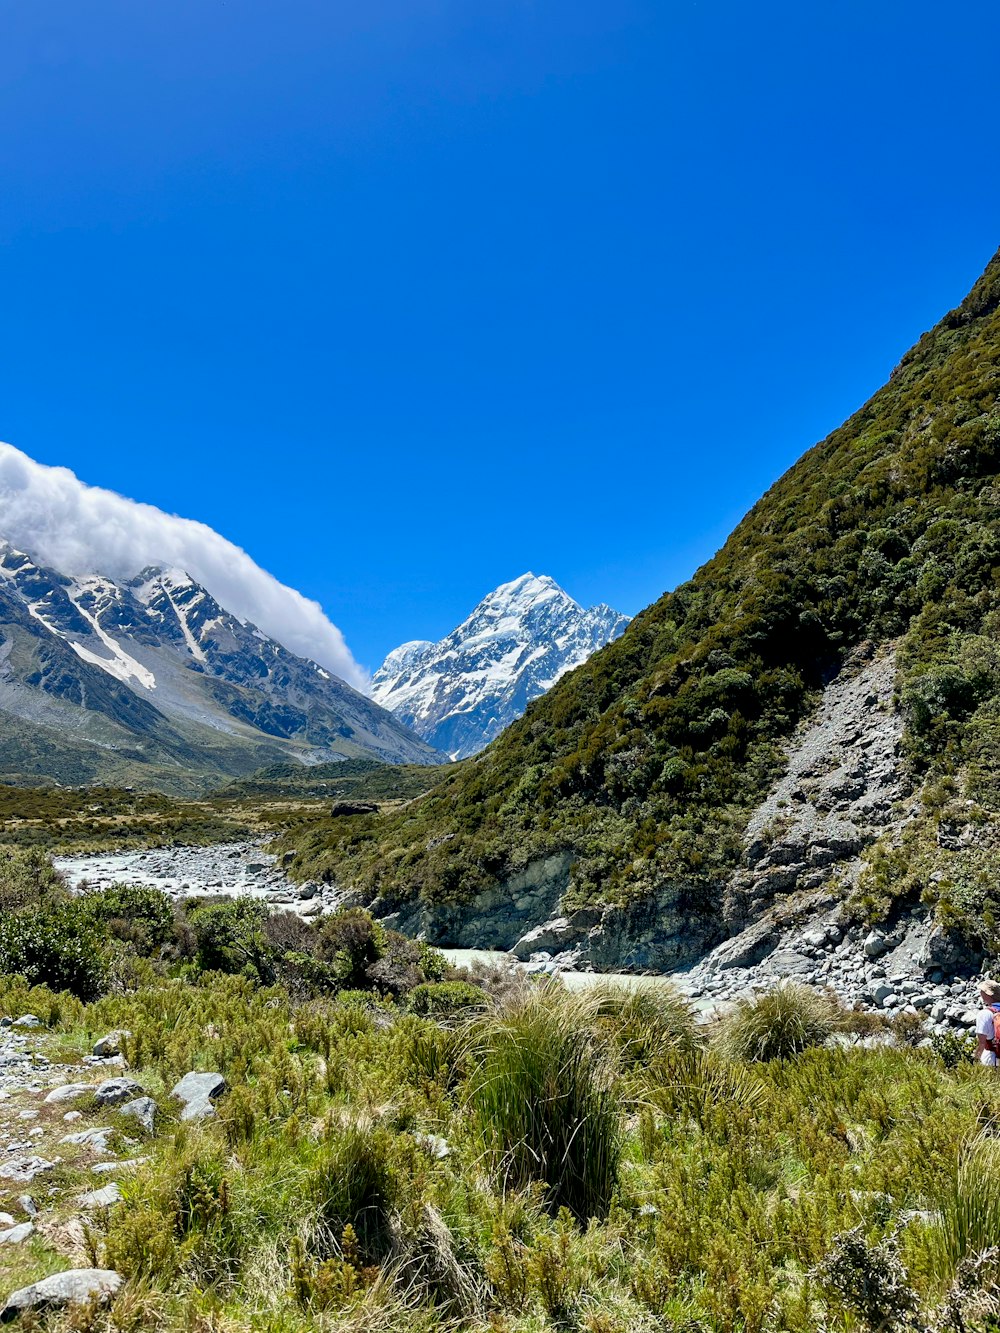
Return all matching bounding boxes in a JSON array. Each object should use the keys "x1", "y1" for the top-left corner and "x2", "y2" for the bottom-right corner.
[
  {"x1": 54, "y1": 842, "x2": 335, "y2": 918},
  {"x1": 49, "y1": 843, "x2": 988, "y2": 1040}
]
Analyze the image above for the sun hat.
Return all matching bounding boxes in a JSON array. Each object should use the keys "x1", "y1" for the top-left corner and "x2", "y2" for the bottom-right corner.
[{"x1": 980, "y1": 979, "x2": 1000, "y2": 1002}]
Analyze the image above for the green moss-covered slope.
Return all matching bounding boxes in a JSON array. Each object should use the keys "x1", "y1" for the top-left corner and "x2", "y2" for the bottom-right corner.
[{"x1": 283, "y1": 249, "x2": 1000, "y2": 919}]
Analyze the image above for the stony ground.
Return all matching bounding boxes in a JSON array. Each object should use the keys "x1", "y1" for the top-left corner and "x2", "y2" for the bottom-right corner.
[
  {"x1": 55, "y1": 841, "x2": 332, "y2": 917},
  {"x1": 0, "y1": 1014, "x2": 220, "y2": 1318}
]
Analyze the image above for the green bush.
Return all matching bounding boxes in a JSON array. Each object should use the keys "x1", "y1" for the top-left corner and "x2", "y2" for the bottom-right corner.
[
  {"x1": 187, "y1": 897, "x2": 274, "y2": 981},
  {"x1": 315, "y1": 908, "x2": 386, "y2": 989},
  {"x1": 0, "y1": 845, "x2": 67, "y2": 914},
  {"x1": 716, "y1": 983, "x2": 839, "y2": 1063},
  {"x1": 466, "y1": 989, "x2": 623, "y2": 1221},
  {"x1": 407, "y1": 980, "x2": 488, "y2": 1016},
  {"x1": 0, "y1": 905, "x2": 107, "y2": 1000},
  {"x1": 79, "y1": 882, "x2": 176, "y2": 954}
]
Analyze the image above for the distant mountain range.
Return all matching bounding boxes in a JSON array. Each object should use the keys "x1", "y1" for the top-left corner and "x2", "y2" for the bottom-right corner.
[
  {"x1": 371, "y1": 573, "x2": 630, "y2": 758},
  {"x1": 0, "y1": 543, "x2": 439, "y2": 792}
]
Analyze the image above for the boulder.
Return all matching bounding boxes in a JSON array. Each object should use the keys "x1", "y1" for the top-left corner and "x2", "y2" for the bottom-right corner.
[
  {"x1": 0, "y1": 1157, "x2": 54, "y2": 1184},
  {"x1": 76, "y1": 1183, "x2": 122, "y2": 1210},
  {"x1": 42, "y1": 1083, "x2": 92, "y2": 1105},
  {"x1": 1, "y1": 1269, "x2": 122, "y2": 1322},
  {"x1": 12, "y1": 1014, "x2": 42, "y2": 1029},
  {"x1": 0, "y1": 1222, "x2": 33, "y2": 1246},
  {"x1": 863, "y1": 931, "x2": 888, "y2": 959},
  {"x1": 93, "y1": 1030, "x2": 131, "y2": 1058},
  {"x1": 171, "y1": 1071, "x2": 227, "y2": 1121},
  {"x1": 93, "y1": 1078, "x2": 144, "y2": 1107},
  {"x1": 92, "y1": 1158, "x2": 149, "y2": 1175},
  {"x1": 118, "y1": 1096, "x2": 157, "y2": 1134},
  {"x1": 512, "y1": 918, "x2": 576, "y2": 961},
  {"x1": 60, "y1": 1127, "x2": 114, "y2": 1152}
]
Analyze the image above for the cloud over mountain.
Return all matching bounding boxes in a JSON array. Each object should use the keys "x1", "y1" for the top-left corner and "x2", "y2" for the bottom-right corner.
[{"x1": 0, "y1": 442, "x2": 365, "y2": 689}]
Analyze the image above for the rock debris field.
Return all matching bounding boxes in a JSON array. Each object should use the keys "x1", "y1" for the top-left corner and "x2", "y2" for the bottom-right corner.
[
  {"x1": 52, "y1": 841, "x2": 989, "y2": 1037},
  {"x1": 0, "y1": 1014, "x2": 225, "y2": 1321},
  {"x1": 54, "y1": 841, "x2": 333, "y2": 917}
]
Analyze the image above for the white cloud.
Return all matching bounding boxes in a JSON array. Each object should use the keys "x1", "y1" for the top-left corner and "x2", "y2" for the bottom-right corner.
[{"x1": 0, "y1": 442, "x2": 367, "y2": 690}]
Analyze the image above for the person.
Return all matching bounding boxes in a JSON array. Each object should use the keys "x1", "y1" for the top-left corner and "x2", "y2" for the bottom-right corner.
[{"x1": 974, "y1": 979, "x2": 1000, "y2": 1067}]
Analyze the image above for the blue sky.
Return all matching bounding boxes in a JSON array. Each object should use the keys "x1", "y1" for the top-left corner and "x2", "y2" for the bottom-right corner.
[{"x1": 1, "y1": 1, "x2": 998, "y2": 672}]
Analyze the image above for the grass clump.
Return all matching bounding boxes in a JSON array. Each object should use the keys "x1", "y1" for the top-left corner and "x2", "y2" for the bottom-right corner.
[
  {"x1": 466, "y1": 988, "x2": 624, "y2": 1222},
  {"x1": 715, "y1": 983, "x2": 840, "y2": 1063},
  {"x1": 932, "y1": 1133, "x2": 1000, "y2": 1280}
]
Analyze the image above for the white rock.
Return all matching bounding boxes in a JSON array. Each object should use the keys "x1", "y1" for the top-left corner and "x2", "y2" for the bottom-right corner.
[
  {"x1": 0, "y1": 1221, "x2": 35, "y2": 1245},
  {"x1": 1, "y1": 1268, "x2": 122, "y2": 1319}
]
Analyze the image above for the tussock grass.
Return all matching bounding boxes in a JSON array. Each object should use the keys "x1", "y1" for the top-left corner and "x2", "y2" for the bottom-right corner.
[
  {"x1": 465, "y1": 987, "x2": 624, "y2": 1221},
  {"x1": 715, "y1": 982, "x2": 841, "y2": 1063},
  {"x1": 931, "y1": 1131, "x2": 1000, "y2": 1281}
]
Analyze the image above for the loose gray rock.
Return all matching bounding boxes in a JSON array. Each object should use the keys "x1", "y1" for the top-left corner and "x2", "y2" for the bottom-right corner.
[
  {"x1": 43, "y1": 1083, "x2": 93, "y2": 1105},
  {"x1": 0, "y1": 1157, "x2": 54, "y2": 1184},
  {"x1": 94, "y1": 1077, "x2": 144, "y2": 1107},
  {"x1": 171, "y1": 1071, "x2": 226, "y2": 1122},
  {"x1": 12, "y1": 1015, "x2": 42, "y2": 1030},
  {"x1": 0, "y1": 1222, "x2": 34, "y2": 1245},
  {"x1": 92, "y1": 1158, "x2": 149, "y2": 1175},
  {"x1": 118, "y1": 1096, "x2": 157, "y2": 1134},
  {"x1": 1, "y1": 1268, "x2": 122, "y2": 1321},
  {"x1": 76, "y1": 1183, "x2": 122, "y2": 1210},
  {"x1": 17, "y1": 1195, "x2": 37, "y2": 1217},
  {"x1": 60, "y1": 1127, "x2": 114, "y2": 1153},
  {"x1": 93, "y1": 1030, "x2": 131, "y2": 1058}
]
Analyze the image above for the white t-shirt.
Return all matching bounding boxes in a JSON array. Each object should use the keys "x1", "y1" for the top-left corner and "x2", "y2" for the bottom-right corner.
[{"x1": 976, "y1": 1008, "x2": 998, "y2": 1066}]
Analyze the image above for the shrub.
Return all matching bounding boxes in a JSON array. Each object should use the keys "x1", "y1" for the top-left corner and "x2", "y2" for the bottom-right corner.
[
  {"x1": 0, "y1": 846, "x2": 67, "y2": 914},
  {"x1": 813, "y1": 1225, "x2": 918, "y2": 1332},
  {"x1": 465, "y1": 988, "x2": 623, "y2": 1221},
  {"x1": 79, "y1": 882, "x2": 175, "y2": 954},
  {"x1": 0, "y1": 905, "x2": 107, "y2": 1000},
  {"x1": 715, "y1": 983, "x2": 840, "y2": 1062},
  {"x1": 407, "y1": 980, "x2": 488, "y2": 1016},
  {"x1": 315, "y1": 909, "x2": 386, "y2": 989},
  {"x1": 263, "y1": 910, "x2": 317, "y2": 955},
  {"x1": 188, "y1": 897, "x2": 274, "y2": 981}
]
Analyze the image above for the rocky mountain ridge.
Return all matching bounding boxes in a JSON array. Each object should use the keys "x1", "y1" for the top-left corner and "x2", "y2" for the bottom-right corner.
[
  {"x1": 0, "y1": 543, "x2": 439, "y2": 791},
  {"x1": 282, "y1": 246, "x2": 1000, "y2": 982},
  {"x1": 371, "y1": 573, "x2": 629, "y2": 757}
]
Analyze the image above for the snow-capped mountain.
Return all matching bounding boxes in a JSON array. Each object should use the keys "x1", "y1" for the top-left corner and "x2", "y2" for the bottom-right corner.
[
  {"x1": 371, "y1": 573, "x2": 630, "y2": 759},
  {"x1": 0, "y1": 542, "x2": 440, "y2": 792}
]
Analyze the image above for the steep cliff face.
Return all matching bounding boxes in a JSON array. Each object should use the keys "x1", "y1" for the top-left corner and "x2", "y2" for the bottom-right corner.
[
  {"x1": 0, "y1": 545, "x2": 440, "y2": 791},
  {"x1": 371, "y1": 573, "x2": 629, "y2": 758},
  {"x1": 287, "y1": 247, "x2": 1000, "y2": 971}
]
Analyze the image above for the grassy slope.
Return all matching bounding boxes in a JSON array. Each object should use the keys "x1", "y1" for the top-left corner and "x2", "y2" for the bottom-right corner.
[
  {"x1": 216, "y1": 757, "x2": 452, "y2": 802},
  {"x1": 1, "y1": 970, "x2": 997, "y2": 1333},
  {"x1": 281, "y1": 249, "x2": 1000, "y2": 920}
]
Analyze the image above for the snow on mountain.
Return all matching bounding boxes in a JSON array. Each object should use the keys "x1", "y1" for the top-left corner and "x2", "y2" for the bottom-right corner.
[
  {"x1": 0, "y1": 442, "x2": 364, "y2": 688},
  {"x1": 0, "y1": 542, "x2": 441, "y2": 790},
  {"x1": 371, "y1": 573, "x2": 630, "y2": 759}
]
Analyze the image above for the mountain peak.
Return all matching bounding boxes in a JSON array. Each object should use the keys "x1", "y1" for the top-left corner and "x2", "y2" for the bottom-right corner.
[{"x1": 372, "y1": 575, "x2": 629, "y2": 758}]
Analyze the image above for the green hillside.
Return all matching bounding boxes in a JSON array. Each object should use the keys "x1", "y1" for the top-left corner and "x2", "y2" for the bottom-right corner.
[{"x1": 281, "y1": 249, "x2": 1000, "y2": 934}]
